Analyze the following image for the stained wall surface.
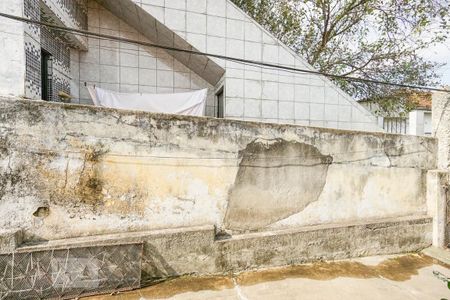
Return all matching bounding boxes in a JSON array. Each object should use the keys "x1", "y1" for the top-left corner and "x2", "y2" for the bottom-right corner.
[{"x1": 0, "y1": 98, "x2": 436, "y2": 242}]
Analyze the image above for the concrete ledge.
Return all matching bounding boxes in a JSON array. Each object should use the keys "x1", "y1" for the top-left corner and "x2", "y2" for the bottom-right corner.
[
  {"x1": 216, "y1": 216, "x2": 432, "y2": 273},
  {"x1": 17, "y1": 225, "x2": 215, "y2": 252},
  {"x1": 14, "y1": 216, "x2": 432, "y2": 281},
  {"x1": 0, "y1": 228, "x2": 23, "y2": 254},
  {"x1": 0, "y1": 96, "x2": 438, "y2": 140},
  {"x1": 224, "y1": 215, "x2": 430, "y2": 241}
]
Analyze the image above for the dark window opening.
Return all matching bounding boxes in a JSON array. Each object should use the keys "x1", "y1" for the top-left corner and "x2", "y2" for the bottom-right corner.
[
  {"x1": 41, "y1": 50, "x2": 53, "y2": 101},
  {"x1": 216, "y1": 88, "x2": 224, "y2": 118}
]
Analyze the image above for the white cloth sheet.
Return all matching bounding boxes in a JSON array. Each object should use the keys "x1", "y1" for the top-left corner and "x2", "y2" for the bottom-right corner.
[{"x1": 87, "y1": 86, "x2": 207, "y2": 116}]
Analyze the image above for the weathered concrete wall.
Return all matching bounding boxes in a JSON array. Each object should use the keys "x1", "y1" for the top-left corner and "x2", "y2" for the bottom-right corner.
[
  {"x1": 432, "y1": 91, "x2": 450, "y2": 247},
  {"x1": 433, "y1": 91, "x2": 450, "y2": 169},
  {"x1": 426, "y1": 170, "x2": 449, "y2": 247},
  {"x1": 0, "y1": 97, "x2": 436, "y2": 243}
]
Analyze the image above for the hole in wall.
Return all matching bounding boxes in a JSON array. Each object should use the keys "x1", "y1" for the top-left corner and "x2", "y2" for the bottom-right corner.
[{"x1": 33, "y1": 206, "x2": 50, "y2": 218}]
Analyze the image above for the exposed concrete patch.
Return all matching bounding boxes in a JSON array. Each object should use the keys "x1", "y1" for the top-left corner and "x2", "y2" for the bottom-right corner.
[{"x1": 224, "y1": 139, "x2": 332, "y2": 231}]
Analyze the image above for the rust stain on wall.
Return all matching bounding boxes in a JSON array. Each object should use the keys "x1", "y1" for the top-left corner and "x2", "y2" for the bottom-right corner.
[
  {"x1": 35, "y1": 144, "x2": 149, "y2": 217},
  {"x1": 34, "y1": 142, "x2": 237, "y2": 220},
  {"x1": 77, "y1": 146, "x2": 107, "y2": 205}
]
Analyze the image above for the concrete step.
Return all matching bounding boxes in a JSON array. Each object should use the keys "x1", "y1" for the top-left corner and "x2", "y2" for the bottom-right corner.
[{"x1": 422, "y1": 246, "x2": 450, "y2": 265}]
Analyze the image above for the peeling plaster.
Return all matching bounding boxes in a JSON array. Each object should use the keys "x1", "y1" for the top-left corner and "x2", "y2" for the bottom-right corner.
[{"x1": 224, "y1": 139, "x2": 332, "y2": 231}]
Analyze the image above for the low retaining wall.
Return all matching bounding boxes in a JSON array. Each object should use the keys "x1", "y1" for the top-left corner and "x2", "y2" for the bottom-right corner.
[
  {"x1": 1, "y1": 215, "x2": 431, "y2": 297},
  {"x1": 215, "y1": 216, "x2": 432, "y2": 272}
]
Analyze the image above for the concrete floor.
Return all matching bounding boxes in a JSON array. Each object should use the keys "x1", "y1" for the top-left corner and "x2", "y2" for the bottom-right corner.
[{"x1": 87, "y1": 252, "x2": 450, "y2": 300}]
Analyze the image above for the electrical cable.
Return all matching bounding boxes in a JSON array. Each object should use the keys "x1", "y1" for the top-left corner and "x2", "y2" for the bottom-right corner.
[
  {"x1": 0, "y1": 12, "x2": 449, "y2": 93},
  {"x1": 0, "y1": 139, "x2": 432, "y2": 162}
]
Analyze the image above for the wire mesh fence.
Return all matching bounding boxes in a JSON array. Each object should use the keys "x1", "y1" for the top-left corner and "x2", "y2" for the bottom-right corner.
[{"x1": 0, "y1": 243, "x2": 143, "y2": 299}]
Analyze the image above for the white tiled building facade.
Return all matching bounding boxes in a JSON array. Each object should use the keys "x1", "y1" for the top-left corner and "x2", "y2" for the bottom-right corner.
[
  {"x1": 0, "y1": 0, "x2": 381, "y2": 131},
  {"x1": 73, "y1": 1, "x2": 217, "y2": 115}
]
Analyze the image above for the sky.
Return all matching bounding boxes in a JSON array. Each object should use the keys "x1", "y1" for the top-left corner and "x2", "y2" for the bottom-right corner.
[{"x1": 422, "y1": 42, "x2": 450, "y2": 86}]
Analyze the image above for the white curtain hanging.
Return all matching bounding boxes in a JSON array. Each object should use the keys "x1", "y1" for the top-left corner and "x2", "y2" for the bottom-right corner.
[{"x1": 87, "y1": 86, "x2": 207, "y2": 116}]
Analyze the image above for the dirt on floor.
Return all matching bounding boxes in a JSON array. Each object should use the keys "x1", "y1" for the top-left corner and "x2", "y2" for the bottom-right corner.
[{"x1": 84, "y1": 253, "x2": 450, "y2": 300}]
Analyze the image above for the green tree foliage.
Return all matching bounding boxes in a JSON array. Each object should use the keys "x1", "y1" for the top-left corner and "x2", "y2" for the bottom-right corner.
[{"x1": 232, "y1": 0, "x2": 450, "y2": 113}]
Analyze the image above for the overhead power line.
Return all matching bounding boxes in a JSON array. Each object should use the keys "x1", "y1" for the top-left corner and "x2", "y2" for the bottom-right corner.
[
  {"x1": 0, "y1": 12, "x2": 449, "y2": 93},
  {"x1": 1, "y1": 139, "x2": 431, "y2": 165}
]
